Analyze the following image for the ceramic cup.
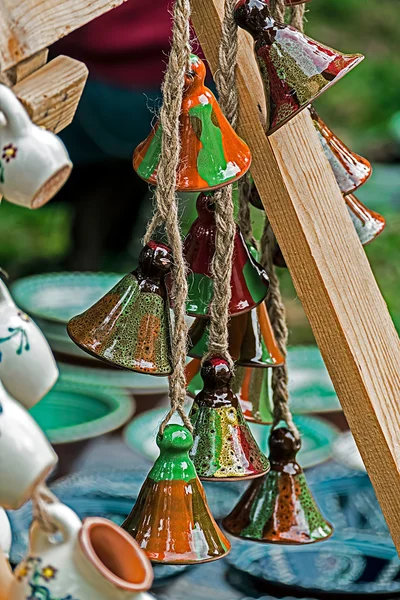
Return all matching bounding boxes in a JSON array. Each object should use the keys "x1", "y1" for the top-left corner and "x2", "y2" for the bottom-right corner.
[
  {"x1": 10, "y1": 502, "x2": 154, "y2": 600},
  {"x1": 0, "y1": 277, "x2": 58, "y2": 408},
  {"x1": 0, "y1": 84, "x2": 72, "y2": 209},
  {"x1": 0, "y1": 381, "x2": 58, "y2": 510}
]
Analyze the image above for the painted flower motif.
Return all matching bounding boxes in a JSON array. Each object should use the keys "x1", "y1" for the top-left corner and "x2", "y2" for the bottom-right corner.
[
  {"x1": 2, "y1": 143, "x2": 17, "y2": 162},
  {"x1": 16, "y1": 563, "x2": 30, "y2": 581},
  {"x1": 41, "y1": 565, "x2": 58, "y2": 581}
]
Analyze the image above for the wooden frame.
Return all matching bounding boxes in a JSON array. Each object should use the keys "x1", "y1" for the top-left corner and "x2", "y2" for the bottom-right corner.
[{"x1": 191, "y1": 0, "x2": 400, "y2": 552}]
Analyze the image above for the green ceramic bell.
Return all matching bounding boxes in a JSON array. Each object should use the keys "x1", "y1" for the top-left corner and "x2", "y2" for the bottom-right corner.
[
  {"x1": 122, "y1": 424, "x2": 231, "y2": 564},
  {"x1": 68, "y1": 241, "x2": 173, "y2": 375},
  {"x1": 222, "y1": 427, "x2": 333, "y2": 544},
  {"x1": 189, "y1": 358, "x2": 270, "y2": 480}
]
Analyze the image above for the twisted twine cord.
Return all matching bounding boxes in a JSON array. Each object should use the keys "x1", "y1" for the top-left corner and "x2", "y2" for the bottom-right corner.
[
  {"x1": 203, "y1": 0, "x2": 239, "y2": 369},
  {"x1": 260, "y1": 220, "x2": 299, "y2": 439},
  {"x1": 32, "y1": 483, "x2": 59, "y2": 535},
  {"x1": 270, "y1": 0, "x2": 286, "y2": 22},
  {"x1": 290, "y1": 3, "x2": 306, "y2": 31},
  {"x1": 142, "y1": 0, "x2": 193, "y2": 434}
]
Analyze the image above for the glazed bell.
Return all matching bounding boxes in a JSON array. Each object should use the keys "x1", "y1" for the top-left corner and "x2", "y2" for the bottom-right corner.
[
  {"x1": 68, "y1": 241, "x2": 173, "y2": 375},
  {"x1": 176, "y1": 192, "x2": 269, "y2": 317},
  {"x1": 234, "y1": 0, "x2": 364, "y2": 134},
  {"x1": 188, "y1": 301, "x2": 284, "y2": 368},
  {"x1": 122, "y1": 424, "x2": 231, "y2": 564},
  {"x1": 309, "y1": 107, "x2": 372, "y2": 195},
  {"x1": 189, "y1": 358, "x2": 270, "y2": 480},
  {"x1": 133, "y1": 54, "x2": 251, "y2": 192},
  {"x1": 186, "y1": 360, "x2": 274, "y2": 425},
  {"x1": 222, "y1": 427, "x2": 333, "y2": 544},
  {"x1": 345, "y1": 194, "x2": 386, "y2": 245}
]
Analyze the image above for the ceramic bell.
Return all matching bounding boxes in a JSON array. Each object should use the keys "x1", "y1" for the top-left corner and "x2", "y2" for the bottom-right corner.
[
  {"x1": 188, "y1": 301, "x2": 284, "y2": 368},
  {"x1": 223, "y1": 427, "x2": 333, "y2": 543},
  {"x1": 309, "y1": 107, "x2": 372, "y2": 195},
  {"x1": 68, "y1": 241, "x2": 173, "y2": 375},
  {"x1": 186, "y1": 360, "x2": 274, "y2": 425},
  {"x1": 10, "y1": 502, "x2": 154, "y2": 600},
  {"x1": 0, "y1": 381, "x2": 57, "y2": 510},
  {"x1": 133, "y1": 54, "x2": 251, "y2": 192},
  {"x1": 176, "y1": 192, "x2": 269, "y2": 317},
  {"x1": 234, "y1": 0, "x2": 363, "y2": 134},
  {"x1": 0, "y1": 277, "x2": 58, "y2": 409},
  {"x1": 345, "y1": 194, "x2": 386, "y2": 245},
  {"x1": 189, "y1": 358, "x2": 270, "y2": 480},
  {"x1": 122, "y1": 424, "x2": 230, "y2": 564}
]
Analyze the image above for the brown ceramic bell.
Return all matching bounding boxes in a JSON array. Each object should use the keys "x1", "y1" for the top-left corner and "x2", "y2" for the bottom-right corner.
[
  {"x1": 122, "y1": 424, "x2": 230, "y2": 564},
  {"x1": 234, "y1": 0, "x2": 363, "y2": 134},
  {"x1": 68, "y1": 241, "x2": 173, "y2": 375},
  {"x1": 189, "y1": 357, "x2": 270, "y2": 480},
  {"x1": 222, "y1": 427, "x2": 333, "y2": 544},
  {"x1": 309, "y1": 107, "x2": 372, "y2": 195},
  {"x1": 345, "y1": 194, "x2": 386, "y2": 245},
  {"x1": 188, "y1": 301, "x2": 284, "y2": 368},
  {"x1": 133, "y1": 54, "x2": 251, "y2": 192},
  {"x1": 174, "y1": 192, "x2": 269, "y2": 318}
]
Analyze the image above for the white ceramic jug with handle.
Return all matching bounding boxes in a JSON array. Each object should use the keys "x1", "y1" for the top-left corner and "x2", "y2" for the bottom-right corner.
[
  {"x1": 0, "y1": 84, "x2": 72, "y2": 209},
  {"x1": 0, "y1": 277, "x2": 59, "y2": 408},
  {"x1": 0, "y1": 381, "x2": 58, "y2": 509},
  {"x1": 0, "y1": 508, "x2": 13, "y2": 600},
  {"x1": 10, "y1": 502, "x2": 154, "y2": 600}
]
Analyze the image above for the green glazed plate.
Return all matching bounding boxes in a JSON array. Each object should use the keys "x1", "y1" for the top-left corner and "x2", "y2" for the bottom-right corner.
[
  {"x1": 123, "y1": 408, "x2": 339, "y2": 469},
  {"x1": 11, "y1": 272, "x2": 122, "y2": 324},
  {"x1": 58, "y1": 362, "x2": 169, "y2": 396},
  {"x1": 30, "y1": 380, "x2": 134, "y2": 444},
  {"x1": 187, "y1": 346, "x2": 340, "y2": 415}
]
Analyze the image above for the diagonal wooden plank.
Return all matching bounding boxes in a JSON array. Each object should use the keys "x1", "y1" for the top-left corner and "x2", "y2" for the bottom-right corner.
[{"x1": 191, "y1": 0, "x2": 400, "y2": 552}]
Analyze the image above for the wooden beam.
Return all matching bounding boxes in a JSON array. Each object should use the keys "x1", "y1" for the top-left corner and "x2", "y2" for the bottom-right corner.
[
  {"x1": 191, "y1": 0, "x2": 400, "y2": 552},
  {"x1": 5, "y1": 49, "x2": 49, "y2": 85},
  {"x1": 0, "y1": 0, "x2": 127, "y2": 70},
  {"x1": 12, "y1": 55, "x2": 88, "y2": 133}
]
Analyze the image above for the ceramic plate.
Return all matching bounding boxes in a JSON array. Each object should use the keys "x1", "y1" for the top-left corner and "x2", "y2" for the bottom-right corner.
[
  {"x1": 7, "y1": 470, "x2": 190, "y2": 586},
  {"x1": 29, "y1": 381, "x2": 134, "y2": 444},
  {"x1": 123, "y1": 408, "x2": 339, "y2": 469},
  {"x1": 226, "y1": 532, "x2": 400, "y2": 596},
  {"x1": 187, "y1": 346, "x2": 340, "y2": 415},
  {"x1": 332, "y1": 431, "x2": 365, "y2": 472},
  {"x1": 59, "y1": 362, "x2": 169, "y2": 395}
]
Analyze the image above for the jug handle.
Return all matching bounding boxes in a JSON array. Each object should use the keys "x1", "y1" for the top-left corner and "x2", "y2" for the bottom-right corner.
[
  {"x1": 29, "y1": 502, "x2": 82, "y2": 555},
  {"x1": 0, "y1": 84, "x2": 32, "y2": 137},
  {"x1": 0, "y1": 278, "x2": 15, "y2": 307}
]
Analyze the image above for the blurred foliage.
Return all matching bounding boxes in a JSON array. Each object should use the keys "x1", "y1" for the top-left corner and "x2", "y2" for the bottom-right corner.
[{"x1": 308, "y1": 0, "x2": 400, "y2": 156}]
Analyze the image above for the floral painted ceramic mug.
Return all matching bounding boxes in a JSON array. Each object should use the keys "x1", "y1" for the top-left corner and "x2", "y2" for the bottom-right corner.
[
  {"x1": 0, "y1": 277, "x2": 58, "y2": 408},
  {"x1": 0, "y1": 85, "x2": 72, "y2": 209},
  {"x1": 0, "y1": 381, "x2": 57, "y2": 510},
  {"x1": 10, "y1": 502, "x2": 154, "y2": 600}
]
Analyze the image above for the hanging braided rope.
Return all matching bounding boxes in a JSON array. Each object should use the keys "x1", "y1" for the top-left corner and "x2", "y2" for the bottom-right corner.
[
  {"x1": 31, "y1": 483, "x2": 59, "y2": 535},
  {"x1": 203, "y1": 0, "x2": 239, "y2": 369},
  {"x1": 270, "y1": 0, "x2": 286, "y2": 22},
  {"x1": 143, "y1": 0, "x2": 193, "y2": 434},
  {"x1": 260, "y1": 221, "x2": 299, "y2": 439},
  {"x1": 290, "y1": 3, "x2": 306, "y2": 30}
]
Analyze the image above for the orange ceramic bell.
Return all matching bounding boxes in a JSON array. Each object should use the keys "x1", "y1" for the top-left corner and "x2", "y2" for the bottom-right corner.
[
  {"x1": 234, "y1": 0, "x2": 363, "y2": 134},
  {"x1": 133, "y1": 54, "x2": 251, "y2": 192},
  {"x1": 309, "y1": 107, "x2": 372, "y2": 195},
  {"x1": 122, "y1": 424, "x2": 230, "y2": 564},
  {"x1": 345, "y1": 194, "x2": 386, "y2": 245},
  {"x1": 174, "y1": 192, "x2": 269, "y2": 317},
  {"x1": 189, "y1": 358, "x2": 270, "y2": 480},
  {"x1": 188, "y1": 301, "x2": 284, "y2": 368},
  {"x1": 68, "y1": 241, "x2": 173, "y2": 375},
  {"x1": 222, "y1": 427, "x2": 333, "y2": 544}
]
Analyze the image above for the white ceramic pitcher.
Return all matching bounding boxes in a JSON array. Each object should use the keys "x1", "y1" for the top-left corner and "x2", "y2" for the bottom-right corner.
[
  {"x1": 10, "y1": 502, "x2": 154, "y2": 600},
  {"x1": 0, "y1": 381, "x2": 57, "y2": 509},
  {"x1": 0, "y1": 84, "x2": 72, "y2": 209},
  {"x1": 0, "y1": 277, "x2": 58, "y2": 408}
]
